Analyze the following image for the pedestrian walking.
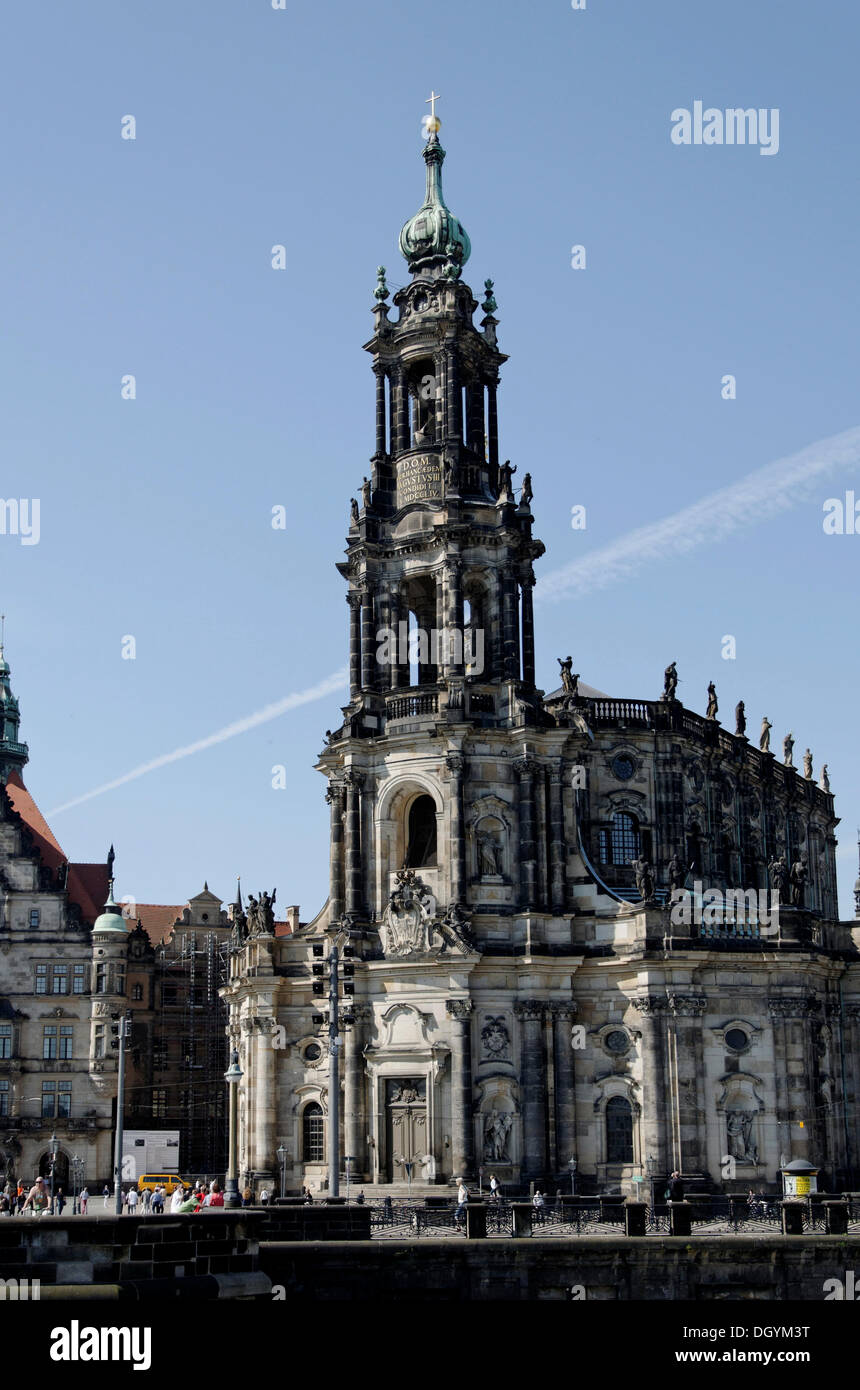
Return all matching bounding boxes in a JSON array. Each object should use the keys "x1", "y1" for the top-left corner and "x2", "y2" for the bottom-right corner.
[
  {"x1": 126, "y1": 1186, "x2": 138, "y2": 1214},
  {"x1": 667, "y1": 1171, "x2": 685, "y2": 1203},
  {"x1": 55, "y1": 1187, "x2": 66, "y2": 1216},
  {"x1": 21, "y1": 1178, "x2": 50, "y2": 1217},
  {"x1": 532, "y1": 1189, "x2": 546, "y2": 1225},
  {"x1": 489, "y1": 1174, "x2": 499, "y2": 1201},
  {"x1": 79, "y1": 1187, "x2": 89, "y2": 1215},
  {"x1": 207, "y1": 1181, "x2": 224, "y2": 1208},
  {"x1": 241, "y1": 1187, "x2": 252, "y2": 1208},
  {"x1": 141, "y1": 1187, "x2": 151, "y2": 1214},
  {"x1": 260, "y1": 1187, "x2": 270, "y2": 1206},
  {"x1": 16, "y1": 1182, "x2": 25, "y2": 1214},
  {"x1": 103, "y1": 1183, "x2": 110, "y2": 1208},
  {"x1": 454, "y1": 1178, "x2": 469, "y2": 1231}
]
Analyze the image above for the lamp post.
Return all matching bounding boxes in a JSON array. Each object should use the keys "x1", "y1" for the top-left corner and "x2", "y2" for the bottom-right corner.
[
  {"x1": 277, "y1": 1144, "x2": 287, "y2": 1200},
  {"x1": 568, "y1": 1157, "x2": 577, "y2": 1195},
  {"x1": 49, "y1": 1132, "x2": 58, "y2": 1215},
  {"x1": 111, "y1": 1012, "x2": 132, "y2": 1216},
  {"x1": 224, "y1": 1049, "x2": 243, "y2": 1209}
]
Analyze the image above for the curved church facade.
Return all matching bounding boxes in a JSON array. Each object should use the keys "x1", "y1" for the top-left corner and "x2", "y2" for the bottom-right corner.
[{"x1": 224, "y1": 120, "x2": 860, "y2": 1196}]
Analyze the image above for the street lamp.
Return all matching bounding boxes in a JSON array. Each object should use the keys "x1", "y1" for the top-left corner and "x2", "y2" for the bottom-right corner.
[
  {"x1": 224, "y1": 1049, "x2": 243, "y2": 1209},
  {"x1": 276, "y1": 1144, "x2": 287, "y2": 1200},
  {"x1": 49, "y1": 1132, "x2": 59, "y2": 1215},
  {"x1": 71, "y1": 1154, "x2": 81, "y2": 1214}
]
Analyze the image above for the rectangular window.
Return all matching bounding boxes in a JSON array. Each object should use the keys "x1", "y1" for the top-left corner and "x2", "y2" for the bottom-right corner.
[
  {"x1": 95, "y1": 964, "x2": 106, "y2": 994},
  {"x1": 52, "y1": 965, "x2": 68, "y2": 995},
  {"x1": 57, "y1": 1082, "x2": 71, "y2": 1118},
  {"x1": 29, "y1": 908, "x2": 40, "y2": 928},
  {"x1": 41, "y1": 1081, "x2": 55, "y2": 1118},
  {"x1": 0, "y1": 1080, "x2": 8, "y2": 1117},
  {"x1": 35, "y1": 964, "x2": 47, "y2": 995},
  {"x1": 94, "y1": 1024, "x2": 104, "y2": 1059},
  {"x1": 152, "y1": 1089, "x2": 167, "y2": 1120},
  {"x1": 59, "y1": 1026, "x2": 73, "y2": 1060},
  {"x1": 115, "y1": 967, "x2": 125, "y2": 995},
  {"x1": 153, "y1": 1041, "x2": 168, "y2": 1069},
  {"x1": 0, "y1": 1025, "x2": 11, "y2": 1060},
  {"x1": 72, "y1": 965, "x2": 86, "y2": 995},
  {"x1": 42, "y1": 1026, "x2": 57, "y2": 1060}
]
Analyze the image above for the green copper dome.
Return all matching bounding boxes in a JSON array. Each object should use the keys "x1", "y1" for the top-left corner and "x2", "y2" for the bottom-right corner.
[
  {"x1": 93, "y1": 881, "x2": 127, "y2": 935},
  {"x1": 399, "y1": 130, "x2": 471, "y2": 279}
]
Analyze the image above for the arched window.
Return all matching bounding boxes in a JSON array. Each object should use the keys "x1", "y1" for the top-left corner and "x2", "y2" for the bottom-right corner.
[
  {"x1": 606, "y1": 1096, "x2": 634, "y2": 1164},
  {"x1": 132, "y1": 983, "x2": 143, "y2": 1002},
  {"x1": 405, "y1": 795, "x2": 437, "y2": 867},
  {"x1": 302, "y1": 1103, "x2": 324, "y2": 1163},
  {"x1": 605, "y1": 812, "x2": 639, "y2": 866}
]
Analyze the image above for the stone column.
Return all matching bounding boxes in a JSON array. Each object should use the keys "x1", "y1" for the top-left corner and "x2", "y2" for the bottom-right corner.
[
  {"x1": 516, "y1": 1000, "x2": 547, "y2": 1179},
  {"x1": 344, "y1": 771, "x2": 364, "y2": 921},
  {"x1": 446, "y1": 753, "x2": 466, "y2": 905},
  {"x1": 444, "y1": 348, "x2": 460, "y2": 444},
  {"x1": 374, "y1": 367, "x2": 387, "y2": 456},
  {"x1": 487, "y1": 379, "x2": 499, "y2": 477},
  {"x1": 388, "y1": 590, "x2": 402, "y2": 691},
  {"x1": 552, "y1": 1003, "x2": 578, "y2": 1172},
  {"x1": 360, "y1": 588, "x2": 375, "y2": 691},
  {"x1": 343, "y1": 1005, "x2": 369, "y2": 1179},
  {"x1": 666, "y1": 994, "x2": 708, "y2": 1174},
  {"x1": 447, "y1": 1000, "x2": 475, "y2": 1179},
  {"x1": 347, "y1": 593, "x2": 361, "y2": 700},
  {"x1": 445, "y1": 558, "x2": 464, "y2": 678},
  {"x1": 392, "y1": 365, "x2": 408, "y2": 454},
  {"x1": 326, "y1": 780, "x2": 345, "y2": 924},
  {"x1": 514, "y1": 756, "x2": 537, "y2": 911},
  {"x1": 253, "y1": 1016, "x2": 276, "y2": 1179},
  {"x1": 636, "y1": 996, "x2": 669, "y2": 1181},
  {"x1": 520, "y1": 569, "x2": 536, "y2": 688},
  {"x1": 549, "y1": 761, "x2": 566, "y2": 915}
]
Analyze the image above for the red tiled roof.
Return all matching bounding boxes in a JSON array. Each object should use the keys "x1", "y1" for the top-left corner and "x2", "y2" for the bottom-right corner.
[
  {"x1": 4, "y1": 773, "x2": 113, "y2": 926},
  {"x1": 133, "y1": 905, "x2": 185, "y2": 945},
  {"x1": 67, "y1": 862, "x2": 111, "y2": 925},
  {"x1": 5, "y1": 771, "x2": 66, "y2": 872}
]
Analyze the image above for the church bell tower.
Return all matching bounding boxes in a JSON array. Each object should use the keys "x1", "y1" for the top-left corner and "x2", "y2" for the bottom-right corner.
[{"x1": 318, "y1": 108, "x2": 550, "y2": 944}]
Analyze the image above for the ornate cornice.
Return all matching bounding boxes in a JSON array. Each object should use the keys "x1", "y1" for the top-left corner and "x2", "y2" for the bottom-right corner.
[{"x1": 548, "y1": 1001, "x2": 577, "y2": 1020}]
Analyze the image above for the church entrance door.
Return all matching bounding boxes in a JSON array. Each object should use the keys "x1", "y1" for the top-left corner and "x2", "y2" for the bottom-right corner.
[{"x1": 386, "y1": 1078, "x2": 427, "y2": 1183}]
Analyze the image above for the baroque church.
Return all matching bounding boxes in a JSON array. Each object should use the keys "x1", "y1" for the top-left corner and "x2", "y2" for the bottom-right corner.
[{"x1": 222, "y1": 114, "x2": 859, "y2": 1196}]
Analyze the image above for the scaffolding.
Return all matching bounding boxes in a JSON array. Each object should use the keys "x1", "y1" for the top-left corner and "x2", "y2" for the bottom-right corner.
[{"x1": 154, "y1": 929, "x2": 230, "y2": 1176}]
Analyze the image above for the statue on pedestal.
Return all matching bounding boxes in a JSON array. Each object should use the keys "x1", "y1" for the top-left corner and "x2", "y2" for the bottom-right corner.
[
  {"x1": 706, "y1": 682, "x2": 718, "y2": 720},
  {"x1": 760, "y1": 716, "x2": 772, "y2": 753},
  {"x1": 661, "y1": 662, "x2": 678, "y2": 702}
]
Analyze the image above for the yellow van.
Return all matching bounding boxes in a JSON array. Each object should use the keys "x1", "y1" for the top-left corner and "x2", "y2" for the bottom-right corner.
[{"x1": 137, "y1": 1173, "x2": 188, "y2": 1194}]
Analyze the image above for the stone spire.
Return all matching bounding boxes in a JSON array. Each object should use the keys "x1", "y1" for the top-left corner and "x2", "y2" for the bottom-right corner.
[{"x1": 0, "y1": 634, "x2": 29, "y2": 783}]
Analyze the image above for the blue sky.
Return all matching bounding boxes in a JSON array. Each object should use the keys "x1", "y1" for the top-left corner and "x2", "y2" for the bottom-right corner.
[{"x1": 2, "y1": 0, "x2": 858, "y2": 919}]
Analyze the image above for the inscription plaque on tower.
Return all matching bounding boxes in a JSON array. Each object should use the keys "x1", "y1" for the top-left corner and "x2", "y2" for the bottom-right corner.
[{"x1": 397, "y1": 454, "x2": 442, "y2": 508}]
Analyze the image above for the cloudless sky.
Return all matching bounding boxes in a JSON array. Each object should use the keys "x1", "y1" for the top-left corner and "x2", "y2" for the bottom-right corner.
[{"x1": 2, "y1": 0, "x2": 858, "y2": 919}]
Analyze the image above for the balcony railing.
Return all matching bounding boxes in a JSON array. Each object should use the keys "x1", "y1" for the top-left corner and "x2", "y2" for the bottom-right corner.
[{"x1": 386, "y1": 692, "x2": 438, "y2": 720}]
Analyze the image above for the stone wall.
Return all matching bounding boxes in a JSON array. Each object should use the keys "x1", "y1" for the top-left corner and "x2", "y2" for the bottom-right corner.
[{"x1": 259, "y1": 1234, "x2": 860, "y2": 1301}]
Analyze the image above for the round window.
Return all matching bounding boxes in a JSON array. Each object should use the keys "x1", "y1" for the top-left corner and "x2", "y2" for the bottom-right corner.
[
  {"x1": 725, "y1": 1028, "x2": 748, "y2": 1052},
  {"x1": 304, "y1": 1043, "x2": 322, "y2": 1062},
  {"x1": 605, "y1": 1030, "x2": 629, "y2": 1054},
  {"x1": 612, "y1": 756, "x2": 635, "y2": 781}
]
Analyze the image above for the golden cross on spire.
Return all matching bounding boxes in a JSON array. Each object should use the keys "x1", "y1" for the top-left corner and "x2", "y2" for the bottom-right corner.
[{"x1": 425, "y1": 90, "x2": 441, "y2": 119}]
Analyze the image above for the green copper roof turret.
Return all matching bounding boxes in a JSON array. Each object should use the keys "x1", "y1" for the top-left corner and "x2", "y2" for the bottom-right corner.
[
  {"x1": 399, "y1": 127, "x2": 471, "y2": 280},
  {"x1": 0, "y1": 641, "x2": 29, "y2": 783}
]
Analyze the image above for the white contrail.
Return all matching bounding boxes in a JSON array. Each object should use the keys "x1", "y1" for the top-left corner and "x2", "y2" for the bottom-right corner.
[
  {"x1": 537, "y1": 425, "x2": 860, "y2": 603},
  {"x1": 48, "y1": 667, "x2": 348, "y2": 816}
]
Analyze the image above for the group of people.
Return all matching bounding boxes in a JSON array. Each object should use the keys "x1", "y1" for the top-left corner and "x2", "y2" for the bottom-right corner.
[{"x1": 0, "y1": 1178, "x2": 90, "y2": 1216}]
